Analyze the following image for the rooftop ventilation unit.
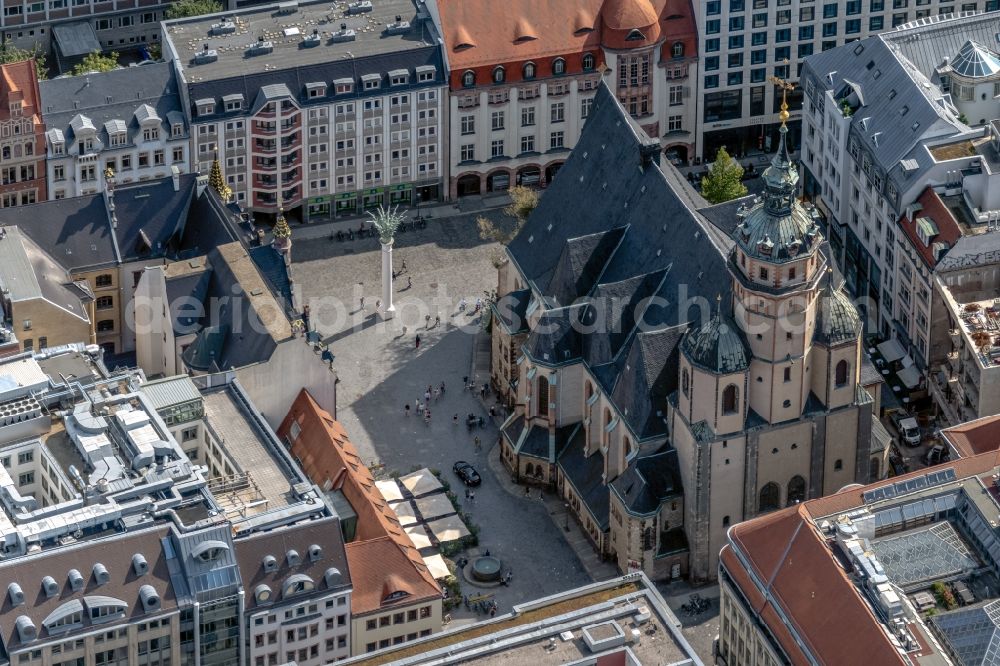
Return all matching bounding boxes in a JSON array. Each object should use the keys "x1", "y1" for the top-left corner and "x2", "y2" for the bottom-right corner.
[
  {"x1": 287, "y1": 549, "x2": 301, "y2": 566},
  {"x1": 8, "y1": 582, "x2": 23, "y2": 606},
  {"x1": 324, "y1": 567, "x2": 342, "y2": 587},
  {"x1": 41, "y1": 576, "x2": 59, "y2": 599},
  {"x1": 93, "y1": 562, "x2": 110, "y2": 586},
  {"x1": 132, "y1": 553, "x2": 148, "y2": 576},
  {"x1": 384, "y1": 15, "x2": 411, "y2": 35},
  {"x1": 346, "y1": 0, "x2": 372, "y2": 14},
  {"x1": 139, "y1": 585, "x2": 161, "y2": 612},
  {"x1": 308, "y1": 544, "x2": 322, "y2": 562},
  {"x1": 331, "y1": 23, "x2": 356, "y2": 43},
  {"x1": 15, "y1": 616, "x2": 36, "y2": 643},
  {"x1": 210, "y1": 19, "x2": 236, "y2": 35},
  {"x1": 194, "y1": 44, "x2": 219, "y2": 64},
  {"x1": 302, "y1": 29, "x2": 321, "y2": 47},
  {"x1": 262, "y1": 555, "x2": 278, "y2": 573},
  {"x1": 247, "y1": 37, "x2": 274, "y2": 56},
  {"x1": 68, "y1": 569, "x2": 84, "y2": 592}
]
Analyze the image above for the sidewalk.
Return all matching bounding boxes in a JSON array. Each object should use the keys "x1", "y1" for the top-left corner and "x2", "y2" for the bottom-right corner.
[{"x1": 471, "y1": 329, "x2": 619, "y2": 583}]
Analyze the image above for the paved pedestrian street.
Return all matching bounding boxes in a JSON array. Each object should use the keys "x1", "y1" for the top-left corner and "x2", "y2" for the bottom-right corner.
[{"x1": 290, "y1": 209, "x2": 593, "y2": 617}]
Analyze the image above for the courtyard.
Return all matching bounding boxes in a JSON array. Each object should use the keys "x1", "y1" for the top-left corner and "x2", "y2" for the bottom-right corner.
[{"x1": 289, "y1": 206, "x2": 594, "y2": 617}]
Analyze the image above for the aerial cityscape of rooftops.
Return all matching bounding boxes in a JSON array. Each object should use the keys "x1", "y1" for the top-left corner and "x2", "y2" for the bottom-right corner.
[{"x1": 8, "y1": 0, "x2": 1000, "y2": 664}]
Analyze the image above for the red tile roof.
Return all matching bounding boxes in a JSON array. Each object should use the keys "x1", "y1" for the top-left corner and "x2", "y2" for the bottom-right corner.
[
  {"x1": 726, "y1": 447, "x2": 1000, "y2": 664},
  {"x1": 0, "y1": 59, "x2": 42, "y2": 124},
  {"x1": 345, "y1": 537, "x2": 441, "y2": 616},
  {"x1": 277, "y1": 390, "x2": 440, "y2": 616},
  {"x1": 437, "y1": 0, "x2": 696, "y2": 82},
  {"x1": 941, "y1": 413, "x2": 1000, "y2": 458},
  {"x1": 896, "y1": 187, "x2": 962, "y2": 269}
]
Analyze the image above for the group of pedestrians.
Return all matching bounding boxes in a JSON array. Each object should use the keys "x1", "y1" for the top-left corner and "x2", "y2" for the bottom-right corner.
[{"x1": 404, "y1": 383, "x2": 448, "y2": 425}]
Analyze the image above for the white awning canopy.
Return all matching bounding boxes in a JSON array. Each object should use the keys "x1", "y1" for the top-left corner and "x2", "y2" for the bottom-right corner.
[
  {"x1": 898, "y1": 365, "x2": 922, "y2": 389},
  {"x1": 878, "y1": 338, "x2": 907, "y2": 363}
]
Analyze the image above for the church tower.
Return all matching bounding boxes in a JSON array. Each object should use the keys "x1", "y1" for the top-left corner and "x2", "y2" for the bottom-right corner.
[{"x1": 672, "y1": 85, "x2": 868, "y2": 582}]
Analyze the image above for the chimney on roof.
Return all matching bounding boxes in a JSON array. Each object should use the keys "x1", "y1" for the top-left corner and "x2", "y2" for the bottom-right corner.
[
  {"x1": 171, "y1": 165, "x2": 180, "y2": 191},
  {"x1": 639, "y1": 141, "x2": 660, "y2": 169}
]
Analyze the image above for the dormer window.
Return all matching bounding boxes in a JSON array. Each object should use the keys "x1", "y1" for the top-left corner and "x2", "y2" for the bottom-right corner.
[
  {"x1": 110, "y1": 131, "x2": 127, "y2": 147},
  {"x1": 916, "y1": 216, "x2": 938, "y2": 247},
  {"x1": 306, "y1": 83, "x2": 326, "y2": 99},
  {"x1": 197, "y1": 101, "x2": 215, "y2": 116},
  {"x1": 626, "y1": 29, "x2": 645, "y2": 41},
  {"x1": 142, "y1": 127, "x2": 158, "y2": 142},
  {"x1": 334, "y1": 78, "x2": 354, "y2": 94},
  {"x1": 552, "y1": 58, "x2": 565, "y2": 75},
  {"x1": 492, "y1": 66, "x2": 505, "y2": 84},
  {"x1": 362, "y1": 74, "x2": 381, "y2": 90},
  {"x1": 462, "y1": 70, "x2": 475, "y2": 87},
  {"x1": 224, "y1": 96, "x2": 243, "y2": 112},
  {"x1": 582, "y1": 52, "x2": 595, "y2": 71},
  {"x1": 53, "y1": 141, "x2": 64, "y2": 155},
  {"x1": 171, "y1": 123, "x2": 183, "y2": 138},
  {"x1": 523, "y1": 62, "x2": 536, "y2": 79},
  {"x1": 384, "y1": 590, "x2": 410, "y2": 602},
  {"x1": 389, "y1": 70, "x2": 408, "y2": 86},
  {"x1": 282, "y1": 574, "x2": 316, "y2": 598},
  {"x1": 416, "y1": 65, "x2": 436, "y2": 82},
  {"x1": 672, "y1": 41, "x2": 684, "y2": 58},
  {"x1": 192, "y1": 540, "x2": 230, "y2": 562}
]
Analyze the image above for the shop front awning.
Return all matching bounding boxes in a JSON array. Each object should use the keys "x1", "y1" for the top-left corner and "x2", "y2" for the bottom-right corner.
[
  {"x1": 878, "y1": 338, "x2": 907, "y2": 364},
  {"x1": 898, "y1": 365, "x2": 922, "y2": 389}
]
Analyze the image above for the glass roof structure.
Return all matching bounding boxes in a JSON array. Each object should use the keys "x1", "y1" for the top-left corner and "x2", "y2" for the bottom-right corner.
[
  {"x1": 951, "y1": 41, "x2": 1000, "y2": 79},
  {"x1": 869, "y1": 522, "x2": 977, "y2": 588},
  {"x1": 932, "y1": 600, "x2": 1000, "y2": 666}
]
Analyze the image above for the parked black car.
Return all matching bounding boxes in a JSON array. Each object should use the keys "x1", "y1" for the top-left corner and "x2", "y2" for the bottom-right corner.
[{"x1": 453, "y1": 461, "x2": 482, "y2": 486}]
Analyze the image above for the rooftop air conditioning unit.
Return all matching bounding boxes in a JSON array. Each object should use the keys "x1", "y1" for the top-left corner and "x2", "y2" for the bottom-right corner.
[
  {"x1": 210, "y1": 19, "x2": 235, "y2": 35},
  {"x1": 330, "y1": 23, "x2": 356, "y2": 42},
  {"x1": 194, "y1": 45, "x2": 218, "y2": 64},
  {"x1": 384, "y1": 15, "x2": 411, "y2": 35},
  {"x1": 302, "y1": 29, "x2": 321, "y2": 47},
  {"x1": 247, "y1": 37, "x2": 273, "y2": 56},
  {"x1": 346, "y1": 0, "x2": 372, "y2": 14}
]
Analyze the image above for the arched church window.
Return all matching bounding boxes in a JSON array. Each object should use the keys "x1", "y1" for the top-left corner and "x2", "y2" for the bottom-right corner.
[
  {"x1": 835, "y1": 360, "x2": 849, "y2": 387},
  {"x1": 787, "y1": 476, "x2": 806, "y2": 505},
  {"x1": 722, "y1": 384, "x2": 738, "y2": 415},
  {"x1": 759, "y1": 482, "x2": 780, "y2": 513}
]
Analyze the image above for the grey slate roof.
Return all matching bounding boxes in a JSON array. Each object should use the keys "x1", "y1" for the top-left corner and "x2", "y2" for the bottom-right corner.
[
  {"x1": 803, "y1": 33, "x2": 962, "y2": 191},
  {"x1": 682, "y1": 313, "x2": 750, "y2": 375},
  {"x1": 610, "y1": 450, "x2": 682, "y2": 517},
  {"x1": 40, "y1": 62, "x2": 185, "y2": 153},
  {"x1": 814, "y1": 279, "x2": 863, "y2": 346},
  {"x1": 557, "y1": 427, "x2": 609, "y2": 531},
  {"x1": 52, "y1": 21, "x2": 102, "y2": 58},
  {"x1": 0, "y1": 227, "x2": 91, "y2": 322}
]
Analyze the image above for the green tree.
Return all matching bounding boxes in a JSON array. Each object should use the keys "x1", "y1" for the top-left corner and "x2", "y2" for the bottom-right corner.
[
  {"x1": 71, "y1": 51, "x2": 119, "y2": 76},
  {"x1": 165, "y1": 0, "x2": 222, "y2": 19},
  {"x1": 476, "y1": 185, "x2": 540, "y2": 267},
  {"x1": 701, "y1": 147, "x2": 748, "y2": 205},
  {"x1": 0, "y1": 44, "x2": 47, "y2": 80}
]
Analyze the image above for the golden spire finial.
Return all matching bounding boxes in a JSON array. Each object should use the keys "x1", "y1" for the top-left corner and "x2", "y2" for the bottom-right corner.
[{"x1": 768, "y1": 64, "x2": 795, "y2": 127}]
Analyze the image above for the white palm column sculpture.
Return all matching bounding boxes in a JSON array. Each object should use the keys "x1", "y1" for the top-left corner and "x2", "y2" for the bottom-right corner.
[{"x1": 369, "y1": 205, "x2": 403, "y2": 320}]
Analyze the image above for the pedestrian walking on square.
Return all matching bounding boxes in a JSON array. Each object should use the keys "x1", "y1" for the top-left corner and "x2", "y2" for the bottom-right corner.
[
  {"x1": 489, "y1": 405, "x2": 496, "y2": 418},
  {"x1": 424, "y1": 390, "x2": 431, "y2": 404},
  {"x1": 474, "y1": 436, "x2": 481, "y2": 452},
  {"x1": 458, "y1": 298, "x2": 467, "y2": 312},
  {"x1": 416, "y1": 401, "x2": 423, "y2": 415},
  {"x1": 469, "y1": 490, "x2": 475, "y2": 501},
  {"x1": 360, "y1": 296, "x2": 365, "y2": 311},
  {"x1": 523, "y1": 486, "x2": 530, "y2": 497},
  {"x1": 415, "y1": 334, "x2": 421, "y2": 349},
  {"x1": 424, "y1": 410, "x2": 431, "y2": 426},
  {"x1": 425, "y1": 314, "x2": 431, "y2": 328},
  {"x1": 465, "y1": 488, "x2": 470, "y2": 499},
  {"x1": 433, "y1": 388, "x2": 440, "y2": 401},
  {"x1": 375, "y1": 299, "x2": 381, "y2": 311},
  {"x1": 440, "y1": 381, "x2": 446, "y2": 394},
  {"x1": 404, "y1": 404, "x2": 410, "y2": 417},
  {"x1": 453, "y1": 413, "x2": 459, "y2": 425},
  {"x1": 407, "y1": 276, "x2": 412, "y2": 289},
  {"x1": 401, "y1": 259, "x2": 407, "y2": 272},
  {"x1": 435, "y1": 314, "x2": 441, "y2": 326}
]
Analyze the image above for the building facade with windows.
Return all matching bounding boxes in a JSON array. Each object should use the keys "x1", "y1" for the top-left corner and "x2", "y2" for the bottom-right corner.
[
  {"x1": 0, "y1": 59, "x2": 45, "y2": 209},
  {"x1": 40, "y1": 62, "x2": 189, "y2": 199},
  {"x1": 694, "y1": 0, "x2": 996, "y2": 165},
  {"x1": 163, "y1": 0, "x2": 446, "y2": 222},
  {"x1": 1, "y1": 4, "x2": 167, "y2": 74},
  {"x1": 801, "y1": 11, "x2": 1000, "y2": 349},
  {"x1": 0, "y1": 348, "x2": 349, "y2": 666},
  {"x1": 434, "y1": 0, "x2": 698, "y2": 197}
]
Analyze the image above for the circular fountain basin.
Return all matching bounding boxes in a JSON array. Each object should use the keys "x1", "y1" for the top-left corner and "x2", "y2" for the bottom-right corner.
[{"x1": 471, "y1": 556, "x2": 502, "y2": 583}]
